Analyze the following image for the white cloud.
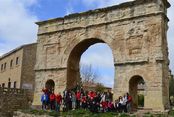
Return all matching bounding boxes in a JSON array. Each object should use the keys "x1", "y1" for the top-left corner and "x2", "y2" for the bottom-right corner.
[
  {"x1": 100, "y1": 75, "x2": 114, "y2": 88},
  {"x1": 80, "y1": 43, "x2": 114, "y2": 69},
  {"x1": 81, "y1": 0, "x2": 133, "y2": 8},
  {"x1": 0, "y1": 0, "x2": 38, "y2": 55},
  {"x1": 81, "y1": 53, "x2": 113, "y2": 68},
  {"x1": 66, "y1": 3, "x2": 74, "y2": 15}
]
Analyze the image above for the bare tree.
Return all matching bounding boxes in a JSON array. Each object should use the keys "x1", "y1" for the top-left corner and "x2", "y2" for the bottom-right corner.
[
  {"x1": 95, "y1": 83, "x2": 105, "y2": 92},
  {"x1": 80, "y1": 64, "x2": 99, "y2": 83}
]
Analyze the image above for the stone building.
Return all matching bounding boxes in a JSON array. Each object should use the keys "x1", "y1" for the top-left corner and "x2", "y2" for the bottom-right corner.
[
  {"x1": 0, "y1": 43, "x2": 37, "y2": 93},
  {"x1": 33, "y1": 0, "x2": 171, "y2": 111}
]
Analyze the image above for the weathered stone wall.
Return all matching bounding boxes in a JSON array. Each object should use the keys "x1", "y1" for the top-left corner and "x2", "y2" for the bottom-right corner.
[
  {"x1": 21, "y1": 44, "x2": 37, "y2": 101},
  {"x1": 0, "y1": 87, "x2": 29, "y2": 117},
  {"x1": 33, "y1": 0, "x2": 170, "y2": 111}
]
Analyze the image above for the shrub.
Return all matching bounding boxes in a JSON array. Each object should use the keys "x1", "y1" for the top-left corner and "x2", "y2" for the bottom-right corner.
[
  {"x1": 138, "y1": 94, "x2": 144, "y2": 107},
  {"x1": 48, "y1": 111, "x2": 59, "y2": 117},
  {"x1": 169, "y1": 110, "x2": 174, "y2": 116}
]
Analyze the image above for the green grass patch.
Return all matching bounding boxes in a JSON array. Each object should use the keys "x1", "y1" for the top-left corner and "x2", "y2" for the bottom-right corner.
[
  {"x1": 19, "y1": 109, "x2": 129, "y2": 117},
  {"x1": 18, "y1": 109, "x2": 174, "y2": 117}
]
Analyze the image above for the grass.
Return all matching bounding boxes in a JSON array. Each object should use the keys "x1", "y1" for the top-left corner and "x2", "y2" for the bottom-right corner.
[
  {"x1": 18, "y1": 109, "x2": 174, "y2": 117},
  {"x1": 19, "y1": 109, "x2": 133, "y2": 117}
]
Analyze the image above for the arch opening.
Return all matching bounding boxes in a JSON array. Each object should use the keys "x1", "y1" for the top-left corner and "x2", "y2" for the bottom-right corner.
[
  {"x1": 45, "y1": 79, "x2": 55, "y2": 93},
  {"x1": 67, "y1": 38, "x2": 115, "y2": 91},
  {"x1": 129, "y1": 75, "x2": 145, "y2": 109}
]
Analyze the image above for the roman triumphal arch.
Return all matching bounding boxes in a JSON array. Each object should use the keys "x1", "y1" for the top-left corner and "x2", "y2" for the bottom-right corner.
[{"x1": 33, "y1": 0, "x2": 171, "y2": 111}]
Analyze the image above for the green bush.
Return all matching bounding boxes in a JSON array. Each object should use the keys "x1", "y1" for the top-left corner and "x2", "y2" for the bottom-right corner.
[
  {"x1": 119, "y1": 113, "x2": 130, "y2": 117},
  {"x1": 48, "y1": 111, "x2": 59, "y2": 117},
  {"x1": 138, "y1": 94, "x2": 144, "y2": 107},
  {"x1": 169, "y1": 110, "x2": 174, "y2": 116}
]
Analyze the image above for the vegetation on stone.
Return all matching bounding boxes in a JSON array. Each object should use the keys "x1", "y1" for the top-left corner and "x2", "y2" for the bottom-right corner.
[{"x1": 138, "y1": 94, "x2": 144, "y2": 107}]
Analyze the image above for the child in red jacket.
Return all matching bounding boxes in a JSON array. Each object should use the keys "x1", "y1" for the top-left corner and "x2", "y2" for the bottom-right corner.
[{"x1": 50, "y1": 92, "x2": 56, "y2": 110}]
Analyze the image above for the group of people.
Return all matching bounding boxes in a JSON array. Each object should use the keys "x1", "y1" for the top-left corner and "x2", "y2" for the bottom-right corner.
[
  {"x1": 41, "y1": 87, "x2": 132, "y2": 113},
  {"x1": 41, "y1": 88, "x2": 62, "y2": 112}
]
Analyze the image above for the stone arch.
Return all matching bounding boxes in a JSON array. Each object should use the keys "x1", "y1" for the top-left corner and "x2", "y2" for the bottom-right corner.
[
  {"x1": 45, "y1": 79, "x2": 55, "y2": 93},
  {"x1": 66, "y1": 38, "x2": 114, "y2": 90},
  {"x1": 63, "y1": 30, "x2": 115, "y2": 66},
  {"x1": 33, "y1": 0, "x2": 170, "y2": 111},
  {"x1": 129, "y1": 75, "x2": 145, "y2": 109}
]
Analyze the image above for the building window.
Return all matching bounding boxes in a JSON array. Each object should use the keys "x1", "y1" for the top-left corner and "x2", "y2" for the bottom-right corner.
[
  {"x1": 16, "y1": 57, "x2": 19, "y2": 65},
  {"x1": 10, "y1": 60, "x2": 13, "y2": 68},
  {"x1": 4, "y1": 62, "x2": 6, "y2": 70},
  {"x1": 14, "y1": 81, "x2": 16, "y2": 88},
  {"x1": 8, "y1": 78, "x2": 11, "y2": 88},
  {"x1": 1, "y1": 64, "x2": 3, "y2": 71},
  {"x1": 2, "y1": 83, "x2": 5, "y2": 88}
]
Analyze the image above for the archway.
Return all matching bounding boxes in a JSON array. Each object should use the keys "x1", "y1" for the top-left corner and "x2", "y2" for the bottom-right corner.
[
  {"x1": 33, "y1": 0, "x2": 170, "y2": 110},
  {"x1": 45, "y1": 79, "x2": 55, "y2": 93},
  {"x1": 80, "y1": 43, "x2": 115, "y2": 91},
  {"x1": 129, "y1": 75, "x2": 145, "y2": 109},
  {"x1": 67, "y1": 38, "x2": 114, "y2": 90}
]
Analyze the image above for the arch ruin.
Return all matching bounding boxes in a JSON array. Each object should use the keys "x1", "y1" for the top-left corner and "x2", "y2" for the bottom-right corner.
[{"x1": 33, "y1": 0, "x2": 171, "y2": 111}]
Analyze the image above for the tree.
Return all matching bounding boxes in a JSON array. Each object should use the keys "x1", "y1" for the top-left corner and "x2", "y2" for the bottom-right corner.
[
  {"x1": 95, "y1": 83, "x2": 105, "y2": 92},
  {"x1": 80, "y1": 64, "x2": 99, "y2": 83}
]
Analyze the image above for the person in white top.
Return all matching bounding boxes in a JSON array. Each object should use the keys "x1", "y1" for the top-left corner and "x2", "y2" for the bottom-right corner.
[
  {"x1": 118, "y1": 96, "x2": 123, "y2": 112},
  {"x1": 122, "y1": 94, "x2": 128, "y2": 112}
]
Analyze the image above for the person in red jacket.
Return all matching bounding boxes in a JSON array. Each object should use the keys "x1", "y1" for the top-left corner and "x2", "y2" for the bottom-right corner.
[
  {"x1": 50, "y1": 92, "x2": 56, "y2": 110},
  {"x1": 126, "y1": 93, "x2": 132, "y2": 113},
  {"x1": 55, "y1": 92, "x2": 62, "y2": 112},
  {"x1": 81, "y1": 95, "x2": 87, "y2": 109},
  {"x1": 101, "y1": 101, "x2": 108, "y2": 112},
  {"x1": 91, "y1": 91, "x2": 96, "y2": 100}
]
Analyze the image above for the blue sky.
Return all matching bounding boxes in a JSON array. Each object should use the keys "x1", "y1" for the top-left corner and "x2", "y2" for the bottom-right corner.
[
  {"x1": 80, "y1": 43, "x2": 115, "y2": 87},
  {"x1": 0, "y1": 0, "x2": 173, "y2": 88}
]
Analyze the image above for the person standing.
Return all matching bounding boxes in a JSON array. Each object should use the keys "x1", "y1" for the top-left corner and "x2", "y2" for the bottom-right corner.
[
  {"x1": 81, "y1": 94, "x2": 87, "y2": 109},
  {"x1": 55, "y1": 92, "x2": 62, "y2": 112},
  {"x1": 71, "y1": 92, "x2": 76, "y2": 110},
  {"x1": 118, "y1": 96, "x2": 124, "y2": 112},
  {"x1": 50, "y1": 92, "x2": 56, "y2": 110},
  {"x1": 76, "y1": 90, "x2": 81, "y2": 109},
  {"x1": 114, "y1": 99, "x2": 119, "y2": 112},
  {"x1": 126, "y1": 93, "x2": 132, "y2": 113},
  {"x1": 122, "y1": 94, "x2": 128, "y2": 112},
  {"x1": 41, "y1": 91, "x2": 49, "y2": 110}
]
